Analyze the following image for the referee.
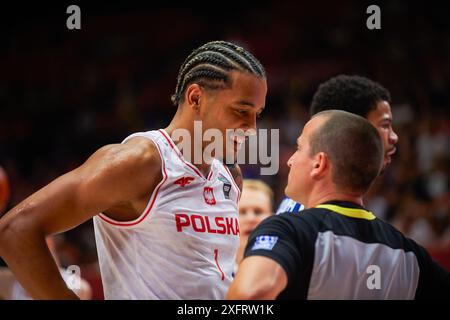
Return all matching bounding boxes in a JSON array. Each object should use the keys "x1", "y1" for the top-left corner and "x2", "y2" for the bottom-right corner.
[{"x1": 227, "y1": 110, "x2": 450, "y2": 300}]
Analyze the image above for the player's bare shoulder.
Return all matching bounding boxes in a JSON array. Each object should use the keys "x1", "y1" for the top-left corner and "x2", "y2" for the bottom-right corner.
[
  {"x1": 119, "y1": 136, "x2": 162, "y2": 176},
  {"x1": 73, "y1": 136, "x2": 163, "y2": 216},
  {"x1": 121, "y1": 136, "x2": 163, "y2": 192}
]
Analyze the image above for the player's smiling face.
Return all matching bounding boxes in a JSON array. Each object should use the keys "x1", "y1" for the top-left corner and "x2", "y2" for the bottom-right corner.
[
  {"x1": 201, "y1": 71, "x2": 267, "y2": 163},
  {"x1": 366, "y1": 101, "x2": 398, "y2": 170}
]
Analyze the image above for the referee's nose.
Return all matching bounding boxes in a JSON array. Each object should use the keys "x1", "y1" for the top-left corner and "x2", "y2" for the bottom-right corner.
[
  {"x1": 389, "y1": 127, "x2": 398, "y2": 145},
  {"x1": 287, "y1": 154, "x2": 294, "y2": 167}
]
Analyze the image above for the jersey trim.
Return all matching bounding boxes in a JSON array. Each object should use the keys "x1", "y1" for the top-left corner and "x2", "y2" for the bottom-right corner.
[
  {"x1": 98, "y1": 139, "x2": 168, "y2": 227},
  {"x1": 315, "y1": 204, "x2": 376, "y2": 220},
  {"x1": 158, "y1": 129, "x2": 208, "y2": 180}
]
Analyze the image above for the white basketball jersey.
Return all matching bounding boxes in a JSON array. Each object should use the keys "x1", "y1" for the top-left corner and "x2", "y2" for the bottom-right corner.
[{"x1": 93, "y1": 129, "x2": 241, "y2": 299}]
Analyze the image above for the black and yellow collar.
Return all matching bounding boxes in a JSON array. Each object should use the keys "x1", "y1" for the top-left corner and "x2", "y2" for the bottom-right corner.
[{"x1": 315, "y1": 201, "x2": 376, "y2": 221}]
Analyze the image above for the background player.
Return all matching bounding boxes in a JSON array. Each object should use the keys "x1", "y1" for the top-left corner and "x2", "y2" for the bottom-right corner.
[{"x1": 277, "y1": 75, "x2": 398, "y2": 214}]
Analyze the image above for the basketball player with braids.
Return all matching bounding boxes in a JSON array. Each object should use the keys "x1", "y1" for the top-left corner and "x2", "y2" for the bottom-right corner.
[{"x1": 0, "y1": 41, "x2": 267, "y2": 299}]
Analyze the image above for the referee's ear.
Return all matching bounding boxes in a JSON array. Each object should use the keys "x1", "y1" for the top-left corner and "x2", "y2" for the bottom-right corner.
[{"x1": 311, "y1": 152, "x2": 328, "y2": 179}]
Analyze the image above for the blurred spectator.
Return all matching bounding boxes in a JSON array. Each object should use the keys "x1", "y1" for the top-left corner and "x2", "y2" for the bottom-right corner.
[{"x1": 237, "y1": 179, "x2": 275, "y2": 268}]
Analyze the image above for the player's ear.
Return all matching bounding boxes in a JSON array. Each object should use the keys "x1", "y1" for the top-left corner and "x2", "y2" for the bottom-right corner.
[
  {"x1": 185, "y1": 84, "x2": 203, "y2": 112},
  {"x1": 311, "y1": 152, "x2": 328, "y2": 179}
]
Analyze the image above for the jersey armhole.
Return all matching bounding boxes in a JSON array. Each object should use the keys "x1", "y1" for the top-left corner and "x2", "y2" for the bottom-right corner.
[{"x1": 97, "y1": 135, "x2": 168, "y2": 228}]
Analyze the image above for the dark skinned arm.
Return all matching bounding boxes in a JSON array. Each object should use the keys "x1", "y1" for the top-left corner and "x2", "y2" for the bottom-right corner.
[{"x1": 0, "y1": 137, "x2": 161, "y2": 299}]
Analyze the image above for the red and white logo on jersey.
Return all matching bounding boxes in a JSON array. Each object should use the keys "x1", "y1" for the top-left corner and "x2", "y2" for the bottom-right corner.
[
  {"x1": 174, "y1": 176, "x2": 195, "y2": 187},
  {"x1": 203, "y1": 187, "x2": 216, "y2": 205}
]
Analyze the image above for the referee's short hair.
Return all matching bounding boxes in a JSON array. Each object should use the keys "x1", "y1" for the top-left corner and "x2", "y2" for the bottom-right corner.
[{"x1": 310, "y1": 110, "x2": 384, "y2": 193}]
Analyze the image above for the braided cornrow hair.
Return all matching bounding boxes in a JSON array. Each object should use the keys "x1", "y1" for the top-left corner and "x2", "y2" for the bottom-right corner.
[{"x1": 171, "y1": 40, "x2": 266, "y2": 106}]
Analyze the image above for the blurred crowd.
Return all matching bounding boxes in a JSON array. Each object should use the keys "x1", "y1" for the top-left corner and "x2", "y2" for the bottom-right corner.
[{"x1": 1, "y1": 1, "x2": 449, "y2": 298}]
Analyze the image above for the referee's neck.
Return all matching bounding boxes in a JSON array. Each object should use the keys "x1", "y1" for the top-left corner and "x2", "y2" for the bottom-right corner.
[{"x1": 305, "y1": 192, "x2": 364, "y2": 209}]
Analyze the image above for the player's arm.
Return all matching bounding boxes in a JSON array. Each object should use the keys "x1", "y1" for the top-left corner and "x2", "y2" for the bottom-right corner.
[
  {"x1": 227, "y1": 215, "x2": 302, "y2": 300},
  {"x1": 0, "y1": 137, "x2": 161, "y2": 299},
  {"x1": 226, "y1": 256, "x2": 287, "y2": 299}
]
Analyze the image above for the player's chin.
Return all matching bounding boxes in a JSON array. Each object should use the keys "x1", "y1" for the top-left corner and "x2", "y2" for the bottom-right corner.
[
  {"x1": 383, "y1": 155, "x2": 392, "y2": 167},
  {"x1": 378, "y1": 158, "x2": 390, "y2": 175}
]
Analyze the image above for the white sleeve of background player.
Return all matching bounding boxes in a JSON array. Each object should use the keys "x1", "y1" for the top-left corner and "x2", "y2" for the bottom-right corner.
[{"x1": 276, "y1": 197, "x2": 304, "y2": 214}]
